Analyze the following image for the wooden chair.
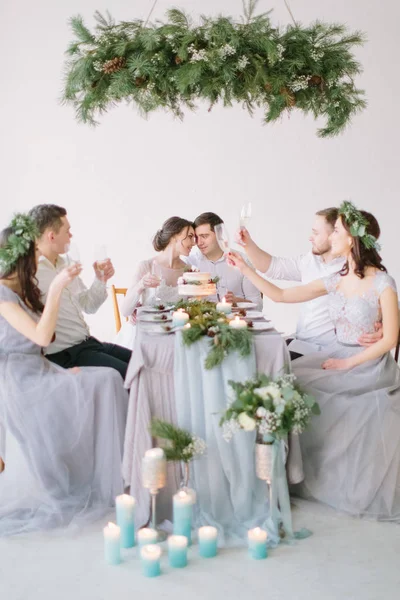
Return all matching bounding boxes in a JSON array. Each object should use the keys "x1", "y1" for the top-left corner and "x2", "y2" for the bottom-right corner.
[{"x1": 110, "y1": 285, "x2": 128, "y2": 333}]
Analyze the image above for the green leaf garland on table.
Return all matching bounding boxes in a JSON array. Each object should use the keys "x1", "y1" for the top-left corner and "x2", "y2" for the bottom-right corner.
[
  {"x1": 173, "y1": 299, "x2": 253, "y2": 370},
  {"x1": 62, "y1": 2, "x2": 366, "y2": 136}
]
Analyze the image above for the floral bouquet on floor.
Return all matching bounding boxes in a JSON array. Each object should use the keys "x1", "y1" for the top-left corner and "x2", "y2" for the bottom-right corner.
[
  {"x1": 220, "y1": 372, "x2": 320, "y2": 445},
  {"x1": 220, "y1": 373, "x2": 319, "y2": 543}
]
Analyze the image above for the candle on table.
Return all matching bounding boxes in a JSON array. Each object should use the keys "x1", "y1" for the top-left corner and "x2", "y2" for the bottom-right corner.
[
  {"x1": 168, "y1": 535, "x2": 188, "y2": 568},
  {"x1": 103, "y1": 522, "x2": 121, "y2": 565},
  {"x1": 198, "y1": 526, "x2": 218, "y2": 558},
  {"x1": 216, "y1": 296, "x2": 232, "y2": 314},
  {"x1": 142, "y1": 448, "x2": 167, "y2": 492},
  {"x1": 248, "y1": 527, "x2": 268, "y2": 559},
  {"x1": 140, "y1": 544, "x2": 162, "y2": 578},
  {"x1": 172, "y1": 308, "x2": 190, "y2": 327},
  {"x1": 229, "y1": 315, "x2": 247, "y2": 329},
  {"x1": 116, "y1": 494, "x2": 136, "y2": 548},
  {"x1": 137, "y1": 528, "x2": 158, "y2": 547},
  {"x1": 173, "y1": 490, "x2": 193, "y2": 544}
]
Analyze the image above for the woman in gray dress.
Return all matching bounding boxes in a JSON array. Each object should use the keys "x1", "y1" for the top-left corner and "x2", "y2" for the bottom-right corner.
[
  {"x1": 0, "y1": 214, "x2": 128, "y2": 536},
  {"x1": 228, "y1": 202, "x2": 400, "y2": 521}
]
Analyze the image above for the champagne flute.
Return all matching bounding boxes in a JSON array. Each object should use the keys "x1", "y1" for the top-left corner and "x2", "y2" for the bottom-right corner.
[
  {"x1": 238, "y1": 202, "x2": 252, "y2": 246},
  {"x1": 240, "y1": 202, "x2": 252, "y2": 230},
  {"x1": 214, "y1": 223, "x2": 230, "y2": 255},
  {"x1": 217, "y1": 274, "x2": 228, "y2": 302},
  {"x1": 94, "y1": 244, "x2": 109, "y2": 279},
  {"x1": 65, "y1": 241, "x2": 81, "y2": 266},
  {"x1": 151, "y1": 260, "x2": 163, "y2": 306}
]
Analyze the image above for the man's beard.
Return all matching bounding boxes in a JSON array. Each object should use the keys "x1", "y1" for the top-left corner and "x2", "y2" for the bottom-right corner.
[{"x1": 312, "y1": 244, "x2": 331, "y2": 256}]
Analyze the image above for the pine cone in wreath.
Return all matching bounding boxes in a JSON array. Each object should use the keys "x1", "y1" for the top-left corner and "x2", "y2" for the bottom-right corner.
[
  {"x1": 280, "y1": 87, "x2": 296, "y2": 107},
  {"x1": 175, "y1": 56, "x2": 182, "y2": 65},
  {"x1": 135, "y1": 76, "x2": 146, "y2": 87},
  {"x1": 308, "y1": 75, "x2": 324, "y2": 90},
  {"x1": 102, "y1": 56, "x2": 126, "y2": 74}
]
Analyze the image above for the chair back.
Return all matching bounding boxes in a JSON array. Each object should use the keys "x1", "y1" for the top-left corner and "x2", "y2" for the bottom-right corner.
[{"x1": 110, "y1": 285, "x2": 128, "y2": 333}]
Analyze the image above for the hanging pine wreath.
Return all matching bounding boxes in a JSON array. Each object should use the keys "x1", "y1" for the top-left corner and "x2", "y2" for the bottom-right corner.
[{"x1": 62, "y1": 1, "x2": 366, "y2": 137}]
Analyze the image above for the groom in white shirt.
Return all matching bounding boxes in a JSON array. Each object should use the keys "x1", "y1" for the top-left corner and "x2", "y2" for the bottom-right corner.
[
  {"x1": 238, "y1": 207, "x2": 382, "y2": 358},
  {"x1": 187, "y1": 212, "x2": 262, "y2": 309},
  {"x1": 30, "y1": 204, "x2": 132, "y2": 379}
]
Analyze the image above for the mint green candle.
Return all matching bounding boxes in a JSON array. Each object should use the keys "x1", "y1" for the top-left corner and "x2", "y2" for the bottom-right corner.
[
  {"x1": 140, "y1": 544, "x2": 162, "y2": 577},
  {"x1": 116, "y1": 494, "x2": 136, "y2": 548},
  {"x1": 248, "y1": 528, "x2": 268, "y2": 559}
]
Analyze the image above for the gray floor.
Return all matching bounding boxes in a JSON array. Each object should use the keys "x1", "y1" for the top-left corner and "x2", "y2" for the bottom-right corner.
[{"x1": 1, "y1": 498, "x2": 399, "y2": 600}]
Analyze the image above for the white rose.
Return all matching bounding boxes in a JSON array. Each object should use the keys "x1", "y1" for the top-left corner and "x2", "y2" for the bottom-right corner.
[
  {"x1": 238, "y1": 412, "x2": 256, "y2": 432},
  {"x1": 256, "y1": 407, "x2": 268, "y2": 418},
  {"x1": 253, "y1": 387, "x2": 270, "y2": 400},
  {"x1": 272, "y1": 395, "x2": 285, "y2": 407}
]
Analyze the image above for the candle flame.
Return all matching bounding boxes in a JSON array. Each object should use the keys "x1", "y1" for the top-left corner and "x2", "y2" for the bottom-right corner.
[
  {"x1": 108, "y1": 522, "x2": 118, "y2": 529},
  {"x1": 178, "y1": 491, "x2": 188, "y2": 498},
  {"x1": 184, "y1": 323, "x2": 191, "y2": 329},
  {"x1": 222, "y1": 296, "x2": 226, "y2": 303},
  {"x1": 234, "y1": 316, "x2": 240, "y2": 321}
]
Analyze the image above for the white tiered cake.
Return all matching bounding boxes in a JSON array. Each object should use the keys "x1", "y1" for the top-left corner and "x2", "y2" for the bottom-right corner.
[{"x1": 178, "y1": 269, "x2": 216, "y2": 297}]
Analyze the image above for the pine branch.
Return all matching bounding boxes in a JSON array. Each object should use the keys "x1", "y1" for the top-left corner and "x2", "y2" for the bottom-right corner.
[{"x1": 62, "y1": 7, "x2": 367, "y2": 136}]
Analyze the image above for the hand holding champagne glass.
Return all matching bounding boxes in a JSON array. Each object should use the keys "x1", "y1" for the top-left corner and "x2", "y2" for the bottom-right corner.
[
  {"x1": 237, "y1": 202, "x2": 252, "y2": 246},
  {"x1": 93, "y1": 245, "x2": 114, "y2": 283}
]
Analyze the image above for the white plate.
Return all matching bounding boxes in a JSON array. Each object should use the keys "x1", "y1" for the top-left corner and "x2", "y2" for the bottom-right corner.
[
  {"x1": 249, "y1": 322, "x2": 274, "y2": 332},
  {"x1": 242, "y1": 311, "x2": 265, "y2": 320},
  {"x1": 145, "y1": 326, "x2": 176, "y2": 335},
  {"x1": 235, "y1": 302, "x2": 257, "y2": 309},
  {"x1": 139, "y1": 314, "x2": 172, "y2": 323},
  {"x1": 141, "y1": 305, "x2": 174, "y2": 313}
]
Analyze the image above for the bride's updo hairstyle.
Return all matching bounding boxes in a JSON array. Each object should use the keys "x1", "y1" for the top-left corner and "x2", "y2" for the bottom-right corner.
[
  {"x1": 340, "y1": 210, "x2": 387, "y2": 279},
  {"x1": 153, "y1": 217, "x2": 193, "y2": 252}
]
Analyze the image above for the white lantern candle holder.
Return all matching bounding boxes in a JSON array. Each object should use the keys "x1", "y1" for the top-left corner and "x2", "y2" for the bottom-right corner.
[{"x1": 142, "y1": 448, "x2": 167, "y2": 542}]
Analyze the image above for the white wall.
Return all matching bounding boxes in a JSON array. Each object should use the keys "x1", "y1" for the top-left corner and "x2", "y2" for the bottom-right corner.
[{"x1": 1, "y1": 0, "x2": 399, "y2": 341}]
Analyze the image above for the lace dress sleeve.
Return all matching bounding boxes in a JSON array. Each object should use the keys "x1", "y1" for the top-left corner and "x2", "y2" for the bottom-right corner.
[{"x1": 374, "y1": 272, "x2": 397, "y2": 296}]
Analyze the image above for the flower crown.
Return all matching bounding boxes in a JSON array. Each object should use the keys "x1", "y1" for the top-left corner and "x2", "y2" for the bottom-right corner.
[
  {"x1": 338, "y1": 201, "x2": 381, "y2": 251},
  {"x1": 0, "y1": 213, "x2": 39, "y2": 273}
]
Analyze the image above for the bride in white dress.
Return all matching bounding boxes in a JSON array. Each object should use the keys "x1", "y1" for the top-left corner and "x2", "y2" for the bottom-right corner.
[
  {"x1": 115, "y1": 217, "x2": 196, "y2": 349},
  {"x1": 228, "y1": 202, "x2": 400, "y2": 521}
]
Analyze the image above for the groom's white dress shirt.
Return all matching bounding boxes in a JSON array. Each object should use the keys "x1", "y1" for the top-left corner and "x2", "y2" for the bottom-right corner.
[
  {"x1": 185, "y1": 247, "x2": 263, "y2": 310},
  {"x1": 263, "y1": 252, "x2": 345, "y2": 353},
  {"x1": 37, "y1": 256, "x2": 107, "y2": 355}
]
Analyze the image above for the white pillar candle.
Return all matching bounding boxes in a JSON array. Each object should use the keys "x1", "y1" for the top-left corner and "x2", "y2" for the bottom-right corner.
[
  {"x1": 172, "y1": 308, "x2": 190, "y2": 327},
  {"x1": 116, "y1": 494, "x2": 136, "y2": 548},
  {"x1": 248, "y1": 527, "x2": 268, "y2": 559},
  {"x1": 140, "y1": 544, "x2": 162, "y2": 577},
  {"x1": 142, "y1": 448, "x2": 167, "y2": 492},
  {"x1": 103, "y1": 522, "x2": 121, "y2": 565},
  {"x1": 229, "y1": 315, "x2": 247, "y2": 329},
  {"x1": 216, "y1": 297, "x2": 232, "y2": 314},
  {"x1": 137, "y1": 528, "x2": 158, "y2": 547}
]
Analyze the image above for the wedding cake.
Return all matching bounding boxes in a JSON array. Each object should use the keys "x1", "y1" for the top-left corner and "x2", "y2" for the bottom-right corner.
[{"x1": 178, "y1": 269, "x2": 217, "y2": 297}]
